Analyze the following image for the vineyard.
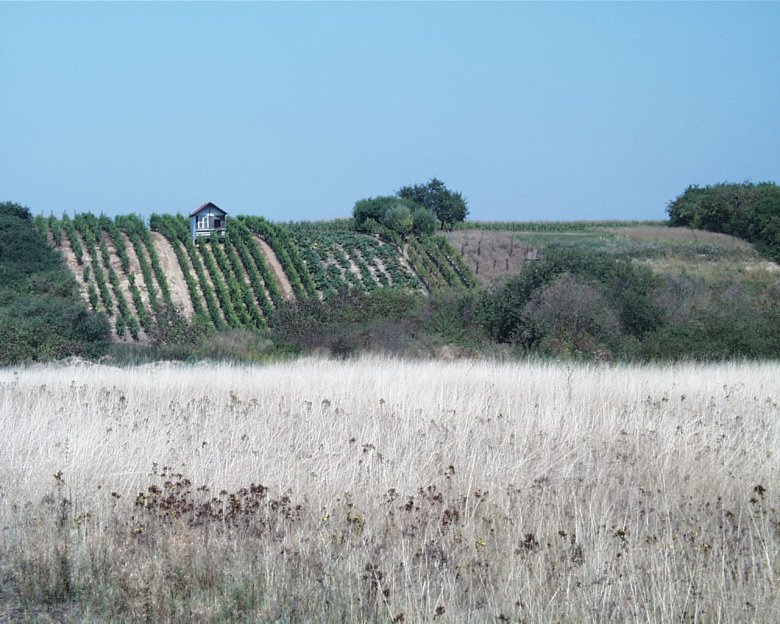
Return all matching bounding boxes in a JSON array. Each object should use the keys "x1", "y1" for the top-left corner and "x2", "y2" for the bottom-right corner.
[{"x1": 43, "y1": 213, "x2": 477, "y2": 341}]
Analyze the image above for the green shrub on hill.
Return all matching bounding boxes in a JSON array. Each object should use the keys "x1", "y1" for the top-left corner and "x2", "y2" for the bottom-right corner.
[
  {"x1": 353, "y1": 196, "x2": 437, "y2": 241},
  {"x1": 0, "y1": 202, "x2": 110, "y2": 363},
  {"x1": 481, "y1": 247, "x2": 662, "y2": 358}
]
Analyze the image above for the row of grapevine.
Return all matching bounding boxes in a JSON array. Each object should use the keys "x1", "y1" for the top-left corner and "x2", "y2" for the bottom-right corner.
[
  {"x1": 150, "y1": 214, "x2": 289, "y2": 329},
  {"x1": 230, "y1": 219, "x2": 283, "y2": 305},
  {"x1": 434, "y1": 236, "x2": 477, "y2": 288},
  {"x1": 217, "y1": 234, "x2": 268, "y2": 328},
  {"x1": 406, "y1": 235, "x2": 475, "y2": 291},
  {"x1": 99, "y1": 216, "x2": 152, "y2": 331},
  {"x1": 150, "y1": 214, "x2": 219, "y2": 329},
  {"x1": 68, "y1": 214, "x2": 142, "y2": 339},
  {"x1": 116, "y1": 215, "x2": 165, "y2": 313},
  {"x1": 203, "y1": 235, "x2": 246, "y2": 328},
  {"x1": 241, "y1": 216, "x2": 316, "y2": 299},
  {"x1": 289, "y1": 230, "x2": 422, "y2": 297},
  {"x1": 226, "y1": 221, "x2": 276, "y2": 317},
  {"x1": 60, "y1": 215, "x2": 84, "y2": 264}
]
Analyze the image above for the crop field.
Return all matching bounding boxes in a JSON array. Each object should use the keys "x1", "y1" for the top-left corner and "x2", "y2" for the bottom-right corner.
[{"x1": 1, "y1": 358, "x2": 778, "y2": 622}]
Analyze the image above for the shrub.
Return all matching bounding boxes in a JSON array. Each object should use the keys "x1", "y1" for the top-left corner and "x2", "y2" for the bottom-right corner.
[
  {"x1": 353, "y1": 196, "x2": 428, "y2": 240},
  {"x1": 520, "y1": 274, "x2": 621, "y2": 358},
  {"x1": 481, "y1": 247, "x2": 662, "y2": 350}
]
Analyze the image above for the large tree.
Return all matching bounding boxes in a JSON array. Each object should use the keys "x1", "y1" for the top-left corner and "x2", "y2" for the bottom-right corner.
[{"x1": 396, "y1": 178, "x2": 468, "y2": 229}]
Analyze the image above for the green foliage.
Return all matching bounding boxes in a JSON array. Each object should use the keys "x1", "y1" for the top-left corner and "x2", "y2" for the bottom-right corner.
[
  {"x1": 481, "y1": 247, "x2": 663, "y2": 357},
  {"x1": 197, "y1": 239, "x2": 240, "y2": 328},
  {"x1": 0, "y1": 202, "x2": 110, "y2": 363},
  {"x1": 407, "y1": 235, "x2": 476, "y2": 291},
  {"x1": 59, "y1": 215, "x2": 84, "y2": 264},
  {"x1": 353, "y1": 196, "x2": 434, "y2": 240},
  {"x1": 667, "y1": 181, "x2": 780, "y2": 260},
  {"x1": 397, "y1": 178, "x2": 468, "y2": 228},
  {"x1": 73, "y1": 214, "x2": 114, "y2": 314},
  {"x1": 637, "y1": 272, "x2": 780, "y2": 361},
  {"x1": 270, "y1": 287, "x2": 426, "y2": 355},
  {"x1": 116, "y1": 215, "x2": 162, "y2": 312},
  {"x1": 289, "y1": 230, "x2": 421, "y2": 296},
  {"x1": 283, "y1": 218, "x2": 355, "y2": 233},
  {"x1": 147, "y1": 303, "x2": 211, "y2": 350},
  {"x1": 241, "y1": 216, "x2": 315, "y2": 299},
  {"x1": 412, "y1": 206, "x2": 438, "y2": 237}
]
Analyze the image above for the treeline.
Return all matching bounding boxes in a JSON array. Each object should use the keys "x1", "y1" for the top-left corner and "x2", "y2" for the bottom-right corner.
[
  {"x1": 667, "y1": 181, "x2": 780, "y2": 261},
  {"x1": 0, "y1": 202, "x2": 110, "y2": 364}
]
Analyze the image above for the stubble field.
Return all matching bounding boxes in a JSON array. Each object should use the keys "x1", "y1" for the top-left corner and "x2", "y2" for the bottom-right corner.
[{"x1": 1, "y1": 358, "x2": 778, "y2": 622}]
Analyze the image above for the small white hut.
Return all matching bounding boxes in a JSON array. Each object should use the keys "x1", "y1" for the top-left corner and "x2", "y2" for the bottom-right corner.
[{"x1": 189, "y1": 202, "x2": 227, "y2": 241}]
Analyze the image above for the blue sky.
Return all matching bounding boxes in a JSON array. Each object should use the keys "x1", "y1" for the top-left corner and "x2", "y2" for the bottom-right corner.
[{"x1": 1, "y1": 2, "x2": 778, "y2": 223}]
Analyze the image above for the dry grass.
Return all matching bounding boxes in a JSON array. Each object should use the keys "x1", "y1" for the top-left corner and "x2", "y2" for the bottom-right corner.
[{"x1": 1, "y1": 357, "x2": 779, "y2": 622}]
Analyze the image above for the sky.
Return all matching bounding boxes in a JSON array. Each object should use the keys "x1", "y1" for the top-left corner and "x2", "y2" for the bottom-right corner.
[{"x1": 1, "y1": 2, "x2": 778, "y2": 223}]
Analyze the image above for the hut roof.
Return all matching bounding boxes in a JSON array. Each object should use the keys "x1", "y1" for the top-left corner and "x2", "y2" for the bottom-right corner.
[{"x1": 190, "y1": 202, "x2": 227, "y2": 217}]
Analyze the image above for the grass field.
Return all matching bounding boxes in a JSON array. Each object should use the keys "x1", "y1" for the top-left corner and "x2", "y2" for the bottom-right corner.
[
  {"x1": 445, "y1": 225, "x2": 768, "y2": 286},
  {"x1": 1, "y1": 358, "x2": 778, "y2": 622}
]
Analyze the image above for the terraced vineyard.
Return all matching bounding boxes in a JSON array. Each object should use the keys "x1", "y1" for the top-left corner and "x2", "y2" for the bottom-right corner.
[
  {"x1": 45, "y1": 213, "x2": 477, "y2": 341},
  {"x1": 288, "y1": 226, "x2": 475, "y2": 296}
]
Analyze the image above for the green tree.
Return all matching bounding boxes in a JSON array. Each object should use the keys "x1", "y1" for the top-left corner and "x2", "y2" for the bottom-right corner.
[
  {"x1": 353, "y1": 196, "x2": 426, "y2": 241},
  {"x1": 411, "y1": 206, "x2": 437, "y2": 237},
  {"x1": 397, "y1": 178, "x2": 469, "y2": 228},
  {"x1": 667, "y1": 181, "x2": 780, "y2": 261}
]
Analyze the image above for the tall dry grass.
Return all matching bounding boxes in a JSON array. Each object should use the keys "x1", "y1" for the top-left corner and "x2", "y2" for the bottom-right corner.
[{"x1": 1, "y1": 357, "x2": 778, "y2": 622}]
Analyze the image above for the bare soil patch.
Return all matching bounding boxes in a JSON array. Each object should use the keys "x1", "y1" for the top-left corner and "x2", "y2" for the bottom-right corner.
[
  {"x1": 253, "y1": 235, "x2": 294, "y2": 300},
  {"x1": 444, "y1": 230, "x2": 538, "y2": 285},
  {"x1": 150, "y1": 232, "x2": 194, "y2": 317}
]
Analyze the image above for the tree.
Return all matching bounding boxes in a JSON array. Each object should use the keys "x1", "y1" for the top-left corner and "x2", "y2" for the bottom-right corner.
[
  {"x1": 397, "y1": 178, "x2": 469, "y2": 228},
  {"x1": 411, "y1": 206, "x2": 437, "y2": 237},
  {"x1": 667, "y1": 181, "x2": 780, "y2": 261},
  {"x1": 353, "y1": 196, "x2": 436, "y2": 240}
]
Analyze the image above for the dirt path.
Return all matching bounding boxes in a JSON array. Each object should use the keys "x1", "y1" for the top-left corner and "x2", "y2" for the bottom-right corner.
[
  {"x1": 150, "y1": 232, "x2": 194, "y2": 317},
  {"x1": 253, "y1": 235, "x2": 295, "y2": 300}
]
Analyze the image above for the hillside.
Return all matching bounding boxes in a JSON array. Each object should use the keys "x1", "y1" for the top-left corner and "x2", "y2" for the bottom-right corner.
[
  {"x1": 0, "y1": 203, "x2": 110, "y2": 364},
  {"x1": 15, "y1": 210, "x2": 776, "y2": 362},
  {"x1": 446, "y1": 220, "x2": 775, "y2": 285},
  {"x1": 40, "y1": 213, "x2": 476, "y2": 342}
]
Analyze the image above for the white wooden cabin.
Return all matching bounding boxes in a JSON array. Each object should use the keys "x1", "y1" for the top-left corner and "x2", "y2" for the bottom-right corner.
[{"x1": 190, "y1": 202, "x2": 227, "y2": 241}]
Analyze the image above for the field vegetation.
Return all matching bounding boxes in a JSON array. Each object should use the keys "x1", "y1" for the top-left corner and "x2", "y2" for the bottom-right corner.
[
  {"x1": 3, "y1": 180, "x2": 779, "y2": 365},
  {"x1": 1, "y1": 358, "x2": 778, "y2": 622}
]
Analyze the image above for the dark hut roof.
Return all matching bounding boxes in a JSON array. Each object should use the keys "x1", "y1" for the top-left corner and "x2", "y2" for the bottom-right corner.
[{"x1": 189, "y1": 202, "x2": 227, "y2": 217}]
